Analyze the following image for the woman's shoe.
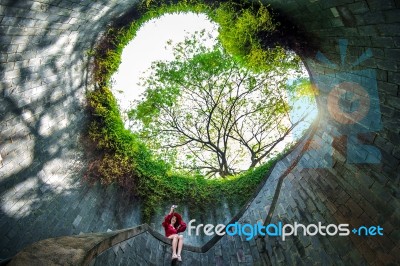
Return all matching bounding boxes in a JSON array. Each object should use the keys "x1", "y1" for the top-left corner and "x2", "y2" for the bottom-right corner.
[
  {"x1": 172, "y1": 254, "x2": 178, "y2": 260},
  {"x1": 177, "y1": 255, "x2": 182, "y2": 262}
]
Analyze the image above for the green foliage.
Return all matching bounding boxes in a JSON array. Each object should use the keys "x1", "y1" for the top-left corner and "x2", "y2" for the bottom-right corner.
[
  {"x1": 287, "y1": 77, "x2": 317, "y2": 100},
  {"x1": 87, "y1": 0, "x2": 300, "y2": 221},
  {"x1": 132, "y1": 32, "x2": 298, "y2": 177},
  {"x1": 210, "y1": 1, "x2": 299, "y2": 72},
  {"x1": 213, "y1": 3, "x2": 272, "y2": 63}
]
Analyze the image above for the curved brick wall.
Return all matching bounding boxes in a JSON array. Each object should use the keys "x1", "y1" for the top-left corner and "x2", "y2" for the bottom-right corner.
[
  {"x1": 0, "y1": 0, "x2": 143, "y2": 259},
  {"x1": 0, "y1": 0, "x2": 399, "y2": 264}
]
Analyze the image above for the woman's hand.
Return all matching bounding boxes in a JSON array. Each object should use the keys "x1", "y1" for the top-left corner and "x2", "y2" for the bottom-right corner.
[{"x1": 169, "y1": 205, "x2": 176, "y2": 214}]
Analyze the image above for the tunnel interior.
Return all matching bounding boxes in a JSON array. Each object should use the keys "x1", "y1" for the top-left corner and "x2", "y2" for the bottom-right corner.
[{"x1": 0, "y1": 0, "x2": 399, "y2": 265}]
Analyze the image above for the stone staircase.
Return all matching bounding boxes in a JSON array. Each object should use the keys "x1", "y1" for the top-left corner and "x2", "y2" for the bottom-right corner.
[{"x1": 7, "y1": 125, "x2": 321, "y2": 265}]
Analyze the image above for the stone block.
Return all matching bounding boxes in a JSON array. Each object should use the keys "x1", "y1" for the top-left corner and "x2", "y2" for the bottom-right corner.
[
  {"x1": 378, "y1": 81, "x2": 398, "y2": 96},
  {"x1": 344, "y1": 248, "x2": 366, "y2": 265},
  {"x1": 377, "y1": 23, "x2": 400, "y2": 36},
  {"x1": 386, "y1": 95, "x2": 400, "y2": 109},
  {"x1": 383, "y1": 9, "x2": 400, "y2": 23},
  {"x1": 363, "y1": 11, "x2": 386, "y2": 25},
  {"x1": 366, "y1": 0, "x2": 397, "y2": 10},
  {"x1": 374, "y1": 68, "x2": 388, "y2": 82},
  {"x1": 371, "y1": 36, "x2": 394, "y2": 48},
  {"x1": 374, "y1": 135, "x2": 395, "y2": 154},
  {"x1": 1, "y1": 16, "x2": 20, "y2": 27},
  {"x1": 385, "y1": 48, "x2": 400, "y2": 59},
  {"x1": 321, "y1": 0, "x2": 355, "y2": 9},
  {"x1": 376, "y1": 58, "x2": 398, "y2": 71},
  {"x1": 347, "y1": 1, "x2": 370, "y2": 14},
  {"x1": 345, "y1": 198, "x2": 364, "y2": 218}
]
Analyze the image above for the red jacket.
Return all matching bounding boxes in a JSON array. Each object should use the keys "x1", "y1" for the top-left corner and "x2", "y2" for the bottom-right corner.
[{"x1": 162, "y1": 212, "x2": 187, "y2": 237}]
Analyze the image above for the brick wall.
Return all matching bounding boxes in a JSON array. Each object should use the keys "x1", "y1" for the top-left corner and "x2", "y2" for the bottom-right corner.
[
  {"x1": 0, "y1": 0, "x2": 399, "y2": 264},
  {"x1": 0, "y1": 0, "x2": 143, "y2": 259},
  {"x1": 263, "y1": 0, "x2": 400, "y2": 264}
]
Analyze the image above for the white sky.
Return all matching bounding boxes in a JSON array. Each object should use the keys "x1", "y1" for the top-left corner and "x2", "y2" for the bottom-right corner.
[{"x1": 111, "y1": 12, "x2": 219, "y2": 113}]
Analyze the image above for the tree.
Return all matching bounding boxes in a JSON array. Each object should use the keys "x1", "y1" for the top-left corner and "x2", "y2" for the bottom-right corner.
[{"x1": 129, "y1": 31, "x2": 309, "y2": 178}]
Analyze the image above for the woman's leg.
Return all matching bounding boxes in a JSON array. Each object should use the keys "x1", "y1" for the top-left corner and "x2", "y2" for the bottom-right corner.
[
  {"x1": 168, "y1": 235, "x2": 179, "y2": 257},
  {"x1": 177, "y1": 235, "x2": 184, "y2": 256}
]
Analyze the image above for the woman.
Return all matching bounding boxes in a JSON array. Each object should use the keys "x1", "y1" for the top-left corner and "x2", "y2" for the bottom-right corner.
[{"x1": 162, "y1": 205, "x2": 186, "y2": 261}]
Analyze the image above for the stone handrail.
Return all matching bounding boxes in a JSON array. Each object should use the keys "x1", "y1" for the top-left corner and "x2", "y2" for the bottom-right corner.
[
  {"x1": 8, "y1": 224, "x2": 149, "y2": 265},
  {"x1": 8, "y1": 223, "x2": 212, "y2": 265}
]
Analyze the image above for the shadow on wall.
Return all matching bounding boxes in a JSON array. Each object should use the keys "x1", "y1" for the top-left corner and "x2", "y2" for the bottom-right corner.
[
  {"x1": 0, "y1": 0, "x2": 144, "y2": 259},
  {"x1": 1, "y1": 0, "x2": 400, "y2": 264}
]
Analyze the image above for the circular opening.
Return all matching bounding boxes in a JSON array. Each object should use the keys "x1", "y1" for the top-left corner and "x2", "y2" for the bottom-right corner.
[
  {"x1": 111, "y1": 12, "x2": 317, "y2": 178},
  {"x1": 88, "y1": 1, "x2": 318, "y2": 221}
]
